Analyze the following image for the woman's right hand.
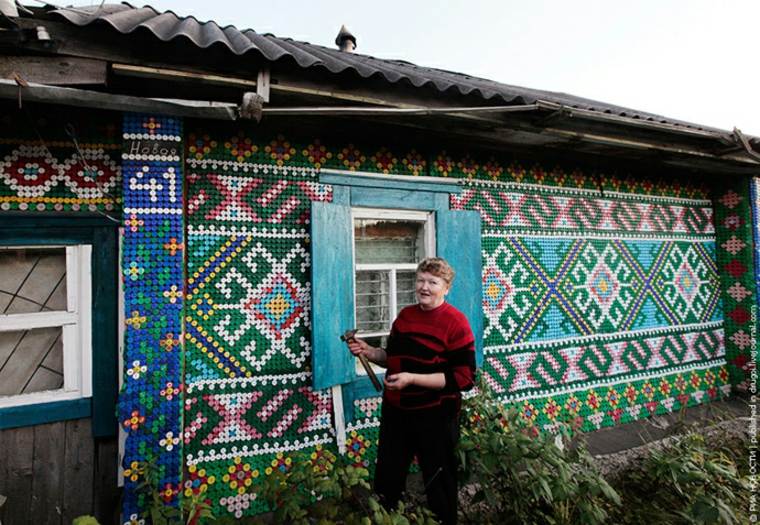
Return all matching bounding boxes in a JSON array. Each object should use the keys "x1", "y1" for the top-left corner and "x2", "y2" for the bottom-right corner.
[
  {"x1": 347, "y1": 337, "x2": 374, "y2": 360},
  {"x1": 348, "y1": 337, "x2": 388, "y2": 367}
]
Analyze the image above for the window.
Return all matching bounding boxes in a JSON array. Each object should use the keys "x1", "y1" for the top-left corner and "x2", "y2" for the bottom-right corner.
[
  {"x1": 310, "y1": 171, "x2": 483, "y2": 451},
  {"x1": 352, "y1": 209, "x2": 434, "y2": 373},
  {"x1": 0, "y1": 245, "x2": 92, "y2": 407},
  {"x1": 0, "y1": 218, "x2": 118, "y2": 435},
  {"x1": 310, "y1": 170, "x2": 484, "y2": 427}
]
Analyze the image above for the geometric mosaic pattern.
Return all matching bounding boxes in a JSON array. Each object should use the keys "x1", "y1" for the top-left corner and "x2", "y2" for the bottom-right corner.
[
  {"x1": 0, "y1": 110, "x2": 741, "y2": 520},
  {"x1": 184, "y1": 155, "x2": 335, "y2": 517},
  {"x1": 0, "y1": 109, "x2": 121, "y2": 212},
  {"x1": 186, "y1": 235, "x2": 311, "y2": 377},
  {"x1": 481, "y1": 236, "x2": 721, "y2": 346},
  {"x1": 119, "y1": 114, "x2": 185, "y2": 521},
  {"x1": 714, "y1": 178, "x2": 758, "y2": 391},
  {"x1": 470, "y1": 176, "x2": 728, "y2": 412},
  {"x1": 176, "y1": 127, "x2": 733, "y2": 519}
]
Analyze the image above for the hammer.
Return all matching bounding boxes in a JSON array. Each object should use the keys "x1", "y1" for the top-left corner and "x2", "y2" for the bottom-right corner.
[{"x1": 340, "y1": 329, "x2": 383, "y2": 392}]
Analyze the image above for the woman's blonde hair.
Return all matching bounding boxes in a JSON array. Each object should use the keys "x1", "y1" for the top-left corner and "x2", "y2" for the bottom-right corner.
[{"x1": 416, "y1": 257, "x2": 455, "y2": 285}]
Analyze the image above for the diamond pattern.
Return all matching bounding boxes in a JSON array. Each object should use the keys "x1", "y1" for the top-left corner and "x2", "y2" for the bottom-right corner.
[{"x1": 484, "y1": 237, "x2": 718, "y2": 345}]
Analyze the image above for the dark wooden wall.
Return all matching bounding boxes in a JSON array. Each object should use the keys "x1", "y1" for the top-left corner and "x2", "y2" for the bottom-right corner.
[{"x1": 0, "y1": 418, "x2": 120, "y2": 525}]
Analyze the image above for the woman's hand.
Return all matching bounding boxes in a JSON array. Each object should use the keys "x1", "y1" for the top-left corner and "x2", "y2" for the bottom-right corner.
[
  {"x1": 347, "y1": 337, "x2": 387, "y2": 366},
  {"x1": 347, "y1": 337, "x2": 372, "y2": 358},
  {"x1": 384, "y1": 372, "x2": 415, "y2": 390},
  {"x1": 385, "y1": 372, "x2": 446, "y2": 391}
]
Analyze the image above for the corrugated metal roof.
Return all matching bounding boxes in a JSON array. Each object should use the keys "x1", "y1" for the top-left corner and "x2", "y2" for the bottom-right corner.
[{"x1": 49, "y1": 3, "x2": 717, "y2": 132}]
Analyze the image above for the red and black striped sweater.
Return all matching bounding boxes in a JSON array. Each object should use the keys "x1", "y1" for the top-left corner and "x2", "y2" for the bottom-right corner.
[{"x1": 383, "y1": 302, "x2": 476, "y2": 411}]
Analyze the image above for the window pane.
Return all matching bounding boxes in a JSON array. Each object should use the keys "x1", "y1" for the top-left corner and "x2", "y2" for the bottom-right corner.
[
  {"x1": 0, "y1": 327, "x2": 64, "y2": 397},
  {"x1": 354, "y1": 219, "x2": 424, "y2": 264},
  {"x1": 0, "y1": 247, "x2": 67, "y2": 314},
  {"x1": 355, "y1": 270, "x2": 390, "y2": 332},
  {"x1": 396, "y1": 271, "x2": 417, "y2": 314}
]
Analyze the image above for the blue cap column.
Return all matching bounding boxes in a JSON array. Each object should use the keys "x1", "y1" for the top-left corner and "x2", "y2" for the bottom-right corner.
[{"x1": 119, "y1": 114, "x2": 185, "y2": 522}]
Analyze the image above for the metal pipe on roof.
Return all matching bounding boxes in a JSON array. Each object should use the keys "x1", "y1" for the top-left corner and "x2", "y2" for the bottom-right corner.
[
  {"x1": 535, "y1": 100, "x2": 737, "y2": 142},
  {"x1": 732, "y1": 128, "x2": 760, "y2": 162},
  {"x1": 544, "y1": 127, "x2": 759, "y2": 165},
  {"x1": 0, "y1": 79, "x2": 756, "y2": 168},
  {"x1": 107, "y1": 60, "x2": 759, "y2": 145},
  {"x1": 0, "y1": 80, "x2": 533, "y2": 120},
  {"x1": 0, "y1": 79, "x2": 540, "y2": 119},
  {"x1": 260, "y1": 104, "x2": 541, "y2": 116}
]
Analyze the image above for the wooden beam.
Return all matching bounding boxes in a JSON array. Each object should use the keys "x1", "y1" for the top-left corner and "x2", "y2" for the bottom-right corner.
[
  {"x1": 289, "y1": 114, "x2": 758, "y2": 176},
  {"x1": 256, "y1": 67, "x2": 270, "y2": 103},
  {"x1": 270, "y1": 79, "x2": 408, "y2": 107},
  {"x1": 111, "y1": 62, "x2": 257, "y2": 89},
  {"x1": 0, "y1": 79, "x2": 238, "y2": 120},
  {"x1": 0, "y1": 56, "x2": 107, "y2": 85}
]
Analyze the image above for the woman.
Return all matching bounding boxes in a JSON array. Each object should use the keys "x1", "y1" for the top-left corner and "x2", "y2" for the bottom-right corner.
[{"x1": 348, "y1": 257, "x2": 476, "y2": 525}]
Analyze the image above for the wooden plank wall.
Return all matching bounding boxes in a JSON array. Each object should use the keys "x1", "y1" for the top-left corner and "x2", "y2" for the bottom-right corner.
[{"x1": 0, "y1": 418, "x2": 119, "y2": 525}]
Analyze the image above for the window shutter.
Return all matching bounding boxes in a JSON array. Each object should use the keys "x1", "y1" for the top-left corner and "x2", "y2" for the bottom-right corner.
[
  {"x1": 436, "y1": 209, "x2": 484, "y2": 367},
  {"x1": 311, "y1": 200, "x2": 357, "y2": 389}
]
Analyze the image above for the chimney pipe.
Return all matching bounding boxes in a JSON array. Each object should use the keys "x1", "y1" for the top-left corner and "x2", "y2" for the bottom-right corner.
[
  {"x1": 0, "y1": 0, "x2": 19, "y2": 17},
  {"x1": 335, "y1": 25, "x2": 356, "y2": 53}
]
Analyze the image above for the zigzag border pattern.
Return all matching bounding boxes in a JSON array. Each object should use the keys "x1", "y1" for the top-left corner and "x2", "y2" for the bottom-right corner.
[
  {"x1": 483, "y1": 326, "x2": 725, "y2": 395},
  {"x1": 453, "y1": 186, "x2": 714, "y2": 238}
]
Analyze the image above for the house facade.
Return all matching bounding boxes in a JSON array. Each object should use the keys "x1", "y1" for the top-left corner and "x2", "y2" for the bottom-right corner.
[{"x1": 0, "y1": 4, "x2": 757, "y2": 523}]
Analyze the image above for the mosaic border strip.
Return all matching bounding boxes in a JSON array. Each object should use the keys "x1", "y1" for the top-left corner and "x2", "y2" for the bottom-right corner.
[
  {"x1": 0, "y1": 138, "x2": 122, "y2": 212},
  {"x1": 460, "y1": 178, "x2": 713, "y2": 206},
  {"x1": 454, "y1": 187, "x2": 715, "y2": 238},
  {"x1": 714, "y1": 178, "x2": 757, "y2": 390},
  {"x1": 119, "y1": 114, "x2": 185, "y2": 520},
  {"x1": 484, "y1": 320, "x2": 724, "y2": 353},
  {"x1": 185, "y1": 128, "x2": 711, "y2": 198},
  {"x1": 753, "y1": 177, "x2": 760, "y2": 327},
  {"x1": 482, "y1": 326, "x2": 725, "y2": 396}
]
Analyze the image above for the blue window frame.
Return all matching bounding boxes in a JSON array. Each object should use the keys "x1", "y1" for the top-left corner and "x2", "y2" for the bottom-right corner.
[
  {"x1": 0, "y1": 216, "x2": 118, "y2": 436},
  {"x1": 311, "y1": 171, "x2": 483, "y2": 424}
]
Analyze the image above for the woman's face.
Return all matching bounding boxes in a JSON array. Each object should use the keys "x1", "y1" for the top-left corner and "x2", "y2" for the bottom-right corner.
[{"x1": 415, "y1": 271, "x2": 449, "y2": 310}]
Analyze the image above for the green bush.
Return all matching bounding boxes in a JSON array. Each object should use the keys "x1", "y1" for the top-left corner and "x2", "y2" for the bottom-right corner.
[
  {"x1": 89, "y1": 385, "x2": 748, "y2": 525},
  {"x1": 609, "y1": 430, "x2": 750, "y2": 524},
  {"x1": 457, "y1": 379, "x2": 620, "y2": 525},
  {"x1": 249, "y1": 451, "x2": 438, "y2": 525}
]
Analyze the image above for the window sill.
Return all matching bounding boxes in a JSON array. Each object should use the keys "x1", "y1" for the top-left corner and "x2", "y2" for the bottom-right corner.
[{"x1": 0, "y1": 397, "x2": 91, "y2": 430}]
